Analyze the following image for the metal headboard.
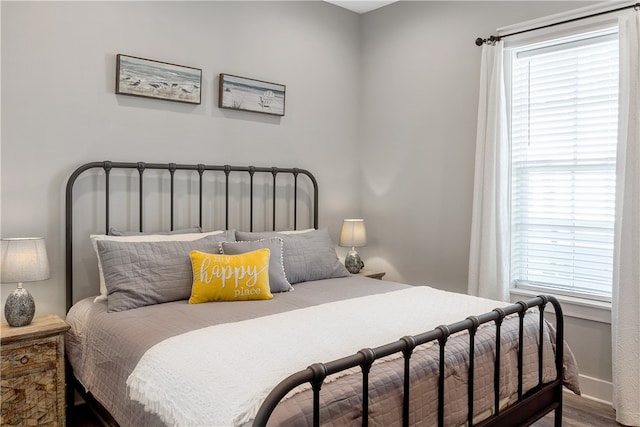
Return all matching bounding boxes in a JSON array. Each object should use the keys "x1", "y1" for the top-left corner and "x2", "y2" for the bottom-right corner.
[{"x1": 65, "y1": 160, "x2": 318, "y2": 311}]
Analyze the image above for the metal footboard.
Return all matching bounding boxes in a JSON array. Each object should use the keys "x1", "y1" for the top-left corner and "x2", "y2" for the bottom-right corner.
[{"x1": 253, "y1": 295, "x2": 564, "y2": 427}]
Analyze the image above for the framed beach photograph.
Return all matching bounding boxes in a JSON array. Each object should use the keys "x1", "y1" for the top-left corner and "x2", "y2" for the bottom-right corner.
[
  {"x1": 218, "y1": 74, "x2": 285, "y2": 116},
  {"x1": 116, "y1": 54, "x2": 202, "y2": 104}
]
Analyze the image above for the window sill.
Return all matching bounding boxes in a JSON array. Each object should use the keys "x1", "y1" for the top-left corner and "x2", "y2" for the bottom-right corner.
[{"x1": 509, "y1": 288, "x2": 611, "y2": 324}]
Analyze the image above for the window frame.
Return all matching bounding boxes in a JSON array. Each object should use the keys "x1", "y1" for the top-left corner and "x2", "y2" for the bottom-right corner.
[{"x1": 502, "y1": 16, "x2": 620, "y2": 321}]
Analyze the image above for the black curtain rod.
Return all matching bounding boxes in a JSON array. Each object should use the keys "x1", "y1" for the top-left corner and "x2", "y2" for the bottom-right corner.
[{"x1": 475, "y1": 2, "x2": 640, "y2": 46}]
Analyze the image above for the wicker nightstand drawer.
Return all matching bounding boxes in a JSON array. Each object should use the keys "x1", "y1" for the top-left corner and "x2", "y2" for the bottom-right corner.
[
  {"x1": 1, "y1": 339, "x2": 57, "y2": 379},
  {"x1": 1, "y1": 315, "x2": 69, "y2": 427}
]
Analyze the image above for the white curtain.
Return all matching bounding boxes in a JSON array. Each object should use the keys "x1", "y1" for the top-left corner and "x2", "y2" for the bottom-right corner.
[
  {"x1": 468, "y1": 41, "x2": 510, "y2": 302},
  {"x1": 612, "y1": 10, "x2": 640, "y2": 427}
]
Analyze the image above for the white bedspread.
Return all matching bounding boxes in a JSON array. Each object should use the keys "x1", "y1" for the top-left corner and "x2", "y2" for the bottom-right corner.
[{"x1": 127, "y1": 286, "x2": 511, "y2": 427}]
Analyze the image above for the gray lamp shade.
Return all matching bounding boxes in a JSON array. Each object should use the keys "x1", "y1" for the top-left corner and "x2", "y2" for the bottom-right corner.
[
  {"x1": 339, "y1": 219, "x2": 367, "y2": 248},
  {"x1": 1, "y1": 237, "x2": 50, "y2": 327},
  {"x1": 1, "y1": 237, "x2": 50, "y2": 283}
]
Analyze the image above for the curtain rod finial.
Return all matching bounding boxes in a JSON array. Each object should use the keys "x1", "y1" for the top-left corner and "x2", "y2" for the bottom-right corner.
[{"x1": 475, "y1": 37, "x2": 484, "y2": 46}]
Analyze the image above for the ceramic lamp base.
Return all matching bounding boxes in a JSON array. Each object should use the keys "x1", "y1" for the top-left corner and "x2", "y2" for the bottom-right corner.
[
  {"x1": 345, "y1": 248, "x2": 364, "y2": 274},
  {"x1": 4, "y1": 284, "x2": 35, "y2": 327}
]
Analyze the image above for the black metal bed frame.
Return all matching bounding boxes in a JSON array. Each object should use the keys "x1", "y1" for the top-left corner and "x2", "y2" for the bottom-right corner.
[
  {"x1": 65, "y1": 160, "x2": 565, "y2": 427},
  {"x1": 254, "y1": 295, "x2": 564, "y2": 427},
  {"x1": 65, "y1": 160, "x2": 318, "y2": 311}
]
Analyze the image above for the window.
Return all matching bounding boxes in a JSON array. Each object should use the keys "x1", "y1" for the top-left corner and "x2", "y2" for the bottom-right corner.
[{"x1": 507, "y1": 28, "x2": 619, "y2": 302}]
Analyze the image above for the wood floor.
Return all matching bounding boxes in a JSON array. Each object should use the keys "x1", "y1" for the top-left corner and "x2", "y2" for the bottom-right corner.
[
  {"x1": 533, "y1": 392, "x2": 620, "y2": 427},
  {"x1": 68, "y1": 392, "x2": 620, "y2": 426}
]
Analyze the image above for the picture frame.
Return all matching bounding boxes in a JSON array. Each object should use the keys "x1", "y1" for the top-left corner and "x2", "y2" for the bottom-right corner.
[
  {"x1": 218, "y1": 74, "x2": 285, "y2": 116},
  {"x1": 116, "y1": 54, "x2": 202, "y2": 105}
]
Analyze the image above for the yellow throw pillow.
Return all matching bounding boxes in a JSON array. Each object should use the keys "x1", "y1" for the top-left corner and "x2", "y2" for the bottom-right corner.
[{"x1": 189, "y1": 249, "x2": 273, "y2": 303}]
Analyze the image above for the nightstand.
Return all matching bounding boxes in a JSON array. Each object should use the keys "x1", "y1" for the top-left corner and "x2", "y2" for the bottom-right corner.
[
  {"x1": 1, "y1": 315, "x2": 70, "y2": 427},
  {"x1": 359, "y1": 269, "x2": 386, "y2": 280}
]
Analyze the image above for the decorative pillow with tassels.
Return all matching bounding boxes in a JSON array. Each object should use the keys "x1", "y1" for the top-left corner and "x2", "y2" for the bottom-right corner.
[{"x1": 188, "y1": 249, "x2": 273, "y2": 303}]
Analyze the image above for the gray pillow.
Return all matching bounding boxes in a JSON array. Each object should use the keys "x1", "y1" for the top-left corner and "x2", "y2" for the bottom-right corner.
[
  {"x1": 220, "y1": 238, "x2": 292, "y2": 293},
  {"x1": 235, "y1": 228, "x2": 349, "y2": 284},
  {"x1": 97, "y1": 234, "x2": 231, "y2": 312},
  {"x1": 108, "y1": 226, "x2": 202, "y2": 236}
]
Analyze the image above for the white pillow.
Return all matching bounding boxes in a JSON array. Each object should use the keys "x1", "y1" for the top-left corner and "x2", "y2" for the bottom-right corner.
[
  {"x1": 277, "y1": 228, "x2": 315, "y2": 235},
  {"x1": 90, "y1": 230, "x2": 232, "y2": 302}
]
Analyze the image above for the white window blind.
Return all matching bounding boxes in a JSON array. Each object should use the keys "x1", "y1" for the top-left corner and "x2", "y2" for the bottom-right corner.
[{"x1": 509, "y1": 28, "x2": 619, "y2": 301}]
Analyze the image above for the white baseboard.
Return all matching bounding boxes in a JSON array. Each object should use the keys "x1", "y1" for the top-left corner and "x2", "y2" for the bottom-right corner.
[{"x1": 574, "y1": 373, "x2": 612, "y2": 405}]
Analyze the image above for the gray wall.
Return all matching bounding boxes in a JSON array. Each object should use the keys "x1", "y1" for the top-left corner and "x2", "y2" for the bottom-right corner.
[
  {"x1": 1, "y1": 0, "x2": 610, "y2": 401},
  {"x1": 358, "y1": 1, "x2": 611, "y2": 398},
  {"x1": 1, "y1": 0, "x2": 361, "y2": 316},
  {"x1": 359, "y1": 0, "x2": 596, "y2": 290}
]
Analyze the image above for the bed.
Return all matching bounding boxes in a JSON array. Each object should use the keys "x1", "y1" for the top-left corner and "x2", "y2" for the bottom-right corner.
[{"x1": 65, "y1": 161, "x2": 580, "y2": 427}]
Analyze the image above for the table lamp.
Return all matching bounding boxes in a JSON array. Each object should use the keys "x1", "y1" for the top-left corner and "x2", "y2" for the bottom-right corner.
[
  {"x1": 1, "y1": 237, "x2": 50, "y2": 327},
  {"x1": 339, "y1": 219, "x2": 367, "y2": 274}
]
